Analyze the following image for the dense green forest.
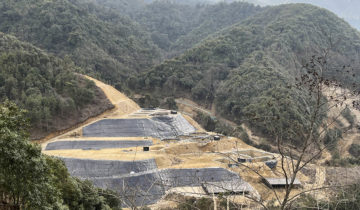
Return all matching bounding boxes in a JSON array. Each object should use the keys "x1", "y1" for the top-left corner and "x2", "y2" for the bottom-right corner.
[
  {"x1": 0, "y1": 101, "x2": 121, "y2": 209},
  {"x1": 131, "y1": 1, "x2": 198, "y2": 54},
  {"x1": 90, "y1": 0, "x2": 262, "y2": 57},
  {"x1": 1, "y1": 0, "x2": 359, "y2": 145},
  {"x1": 130, "y1": 1, "x2": 262, "y2": 56},
  {"x1": 0, "y1": 0, "x2": 160, "y2": 87},
  {"x1": 136, "y1": 4, "x2": 360, "y2": 143},
  {"x1": 1, "y1": 0, "x2": 360, "y2": 208},
  {"x1": 87, "y1": 0, "x2": 146, "y2": 14},
  {"x1": 0, "y1": 0, "x2": 262, "y2": 85},
  {"x1": 169, "y1": 2, "x2": 263, "y2": 55},
  {"x1": 244, "y1": 0, "x2": 360, "y2": 30},
  {"x1": 0, "y1": 32, "x2": 112, "y2": 139}
]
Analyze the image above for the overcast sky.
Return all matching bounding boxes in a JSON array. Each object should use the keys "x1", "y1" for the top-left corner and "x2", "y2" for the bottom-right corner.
[{"x1": 237, "y1": 0, "x2": 360, "y2": 30}]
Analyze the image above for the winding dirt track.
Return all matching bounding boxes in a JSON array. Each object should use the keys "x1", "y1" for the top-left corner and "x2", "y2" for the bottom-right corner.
[
  {"x1": 38, "y1": 75, "x2": 141, "y2": 146},
  {"x1": 84, "y1": 76, "x2": 140, "y2": 118}
]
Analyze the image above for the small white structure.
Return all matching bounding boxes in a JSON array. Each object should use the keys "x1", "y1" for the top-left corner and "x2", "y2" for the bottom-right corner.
[
  {"x1": 263, "y1": 178, "x2": 301, "y2": 188},
  {"x1": 202, "y1": 180, "x2": 254, "y2": 195}
]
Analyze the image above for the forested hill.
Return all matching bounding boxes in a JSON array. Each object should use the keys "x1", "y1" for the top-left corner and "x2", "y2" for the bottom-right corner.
[
  {"x1": 0, "y1": 0, "x2": 160, "y2": 87},
  {"x1": 87, "y1": 0, "x2": 146, "y2": 14},
  {"x1": 169, "y1": 2, "x2": 263, "y2": 55},
  {"x1": 90, "y1": 0, "x2": 262, "y2": 58},
  {"x1": 244, "y1": 0, "x2": 360, "y2": 30},
  {"x1": 0, "y1": 32, "x2": 113, "y2": 139},
  {"x1": 131, "y1": 1, "x2": 263, "y2": 57},
  {"x1": 137, "y1": 4, "x2": 360, "y2": 143}
]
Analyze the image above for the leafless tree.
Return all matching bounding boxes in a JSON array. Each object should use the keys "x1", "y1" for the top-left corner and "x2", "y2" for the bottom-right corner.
[{"x1": 213, "y1": 43, "x2": 360, "y2": 210}]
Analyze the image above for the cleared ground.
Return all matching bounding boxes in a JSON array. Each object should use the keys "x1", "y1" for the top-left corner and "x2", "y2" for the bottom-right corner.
[{"x1": 42, "y1": 76, "x2": 334, "y2": 208}]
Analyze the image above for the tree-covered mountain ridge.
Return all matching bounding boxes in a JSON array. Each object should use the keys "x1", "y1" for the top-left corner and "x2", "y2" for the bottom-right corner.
[
  {"x1": 137, "y1": 3, "x2": 360, "y2": 144},
  {"x1": 0, "y1": 32, "x2": 113, "y2": 139},
  {"x1": 130, "y1": 1, "x2": 263, "y2": 57},
  {"x1": 0, "y1": 0, "x2": 161, "y2": 87}
]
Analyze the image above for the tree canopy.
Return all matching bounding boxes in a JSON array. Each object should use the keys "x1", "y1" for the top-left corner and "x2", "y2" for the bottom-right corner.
[
  {"x1": 0, "y1": 0, "x2": 160, "y2": 86},
  {"x1": 0, "y1": 32, "x2": 112, "y2": 139},
  {"x1": 137, "y1": 4, "x2": 360, "y2": 143},
  {"x1": 0, "y1": 101, "x2": 121, "y2": 209}
]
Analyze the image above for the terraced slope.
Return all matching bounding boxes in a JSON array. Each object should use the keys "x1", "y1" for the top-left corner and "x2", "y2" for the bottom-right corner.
[{"x1": 42, "y1": 76, "x2": 341, "y2": 208}]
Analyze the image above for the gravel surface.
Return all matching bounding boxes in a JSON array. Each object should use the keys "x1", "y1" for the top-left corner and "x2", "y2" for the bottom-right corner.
[{"x1": 45, "y1": 140, "x2": 153, "y2": 150}]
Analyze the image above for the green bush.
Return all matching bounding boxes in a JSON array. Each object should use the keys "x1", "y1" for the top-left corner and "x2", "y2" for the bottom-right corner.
[
  {"x1": 349, "y1": 144, "x2": 360, "y2": 157},
  {"x1": 324, "y1": 128, "x2": 343, "y2": 149},
  {"x1": 342, "y1": 107, "x2": 355, "y2": 128},
  {"x1": 295, "y1": 183, "x2": 360, "y2": 210},
  {"x1": 164, "y1": 97, "x2": 178, "y2": 110},
  {"x1": 0, "y1": 101, "x2": 122, "y2": 209}
]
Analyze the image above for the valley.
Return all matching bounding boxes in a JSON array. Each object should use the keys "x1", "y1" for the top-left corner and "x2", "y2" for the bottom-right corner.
[{"x1": 1, "y1": 0, "x2": 360, "y2": 209}]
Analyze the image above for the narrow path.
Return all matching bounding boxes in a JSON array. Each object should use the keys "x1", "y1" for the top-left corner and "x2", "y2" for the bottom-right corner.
[
  {"x1": 175, "y1": 99, "x2": 213, "y2": 116},
  {"x1": 175, "y1": 98, "x2": 237, "y2": 127}
]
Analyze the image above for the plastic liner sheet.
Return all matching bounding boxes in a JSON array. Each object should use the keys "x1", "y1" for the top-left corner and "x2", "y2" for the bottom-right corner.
[
  {"x1": 61, "y1": 158, "x2": 157, "y2": 178},
  {"x1": 45, "y1": 140, "x2": 153, "y2": 150},
  {"x1": 85, "y1": 168, "x2": 248, "y2": 206},
  {"x1": 82, "y1": 115, "x2": 195, "y2": 139},
  {"x1": 92, "y1": 171, "x2": 164, "y2": 207}
]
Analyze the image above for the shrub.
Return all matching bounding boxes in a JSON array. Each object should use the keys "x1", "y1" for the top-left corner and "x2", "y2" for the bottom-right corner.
[{"x1": 349, "y1": 144, "x2": 360, "y2": 157}]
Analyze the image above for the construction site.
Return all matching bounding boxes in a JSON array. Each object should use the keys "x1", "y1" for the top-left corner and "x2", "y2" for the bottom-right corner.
[{"x1": 42, "y1": 76, "x2": 333, "y2": 209}]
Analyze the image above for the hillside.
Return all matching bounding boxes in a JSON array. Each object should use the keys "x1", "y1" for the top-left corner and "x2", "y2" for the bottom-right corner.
[
  {"x1": 170, "y1": 2, "x2": 263, "y2": 55},
  {"x1": 245, "y1": 0, "x2": 360, "y2": 30},
  {"x1": 131, "y1": 1, "x2": 197, "y2": 54},
  {"x1": 93, "y1": 1, "x2": 262, "y2": 57},
  {"x1": 137, "y1": 1, "x2": 262, "y2": 57},
  {"x1": 87, "y1": 0, "x2": 146, "y2": 14},
  {"x1": 0, "y1": 32, "x2": 113, "y2": 139},
  {"x1": 2, "y1": 1, "x2": 360, "y2": 209},
  {"x1": 0, "y1": 0, "x2": 160, "y2": 86},
  {"x1": 137, "y1": 4, "x2": 360, "y2": 144},
  {"x1": 40, "y1": 76, "x2": 360, "y2": 209}
]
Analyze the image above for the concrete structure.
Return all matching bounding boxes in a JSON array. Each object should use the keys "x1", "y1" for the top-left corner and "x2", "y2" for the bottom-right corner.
[
  {"x1": 263, "y1": 178, "x2": 301, "y2": 188},
  {"x1": 202, "y1": 180, "x2": 254, "y2": 195}
]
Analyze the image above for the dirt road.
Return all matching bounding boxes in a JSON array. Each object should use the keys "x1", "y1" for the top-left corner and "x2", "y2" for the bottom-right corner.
[{"x1": 39, "y1": 75, "x2": 141, "y2": 145}]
